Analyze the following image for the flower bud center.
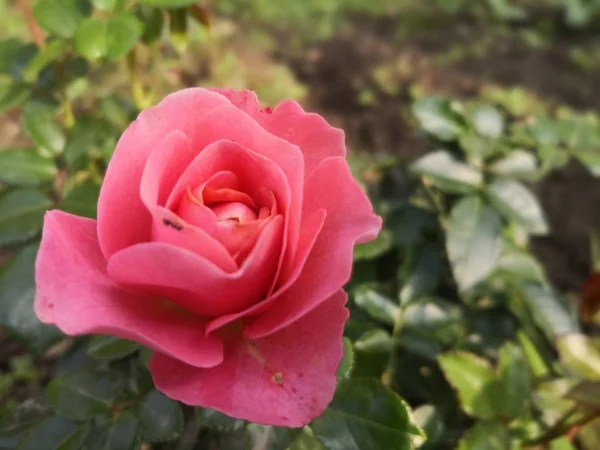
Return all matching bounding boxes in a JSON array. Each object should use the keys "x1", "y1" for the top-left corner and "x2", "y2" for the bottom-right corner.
[{"x1": 211, "y1": 202, "x2": 258, "y2": 224}]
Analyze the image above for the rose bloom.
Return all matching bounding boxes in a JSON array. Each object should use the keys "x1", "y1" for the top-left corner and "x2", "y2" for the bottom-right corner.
[{"x1": 35, "y1": 89, "x2": 381, "y2": 426}]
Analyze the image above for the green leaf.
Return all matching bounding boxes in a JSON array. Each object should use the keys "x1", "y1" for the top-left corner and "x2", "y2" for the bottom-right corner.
[
  {"x1": 0, "y1": 39, "x2": 37, "y2": 76},
  {"x1": 401, "y1": 297, "x2": 465, "y2": 358},
  {"x1": 246, "y1": 424, "x2": 302, "y2": 450},
  {"x1": 354, "y1": 329, "x2": 393, "y2": 353},
  {"x1": 33, "y1": 0, "x2": 90, "y2": 38},
  {"x1": 353, "y1": 228, "x2": 393, "y2": 261},
  {"x1": 528, "y1": 115, "x2": 559, "y2": 146},
  {"x1": 495, "y1": 247, "x2": 546, "y2": 282},
  {"x1": 91, "y1": 0, "x2": 123, "y2": 12},
  {"x1": 413, "y1": 97, "x2": 464, "y2": 141},
  {"x1": 446, "y1": 196, "x2": 502, "y2": 291},
  {"x1": 0, "y1": 189, "x2": 51, "y2": 247},
  {"x1": 74, "y1": 18, "x2": 106, "y2": 62},
  {"x1": 538, "y1": 145, "x2": 570, "y2": 172},
  {"x1": 311, "y1": 379, "x2": 424, "y2": 450},
  {"x1": 0, "y1": 245, "x2": 59, "y2": 352},
  {"x1": 517, "y1": 331, "x2": 550, "y2": 378},
  {"x1": 58, "y1": 183, "x2": 100, "y2": 219},
  {"x1": 388, "y1": 205, "x2": 437, "y2": 248},
  {"x1": 139, "y1": 7, "x2": 164, "y2": 44},
  {"x1": 17, "y1": 416, "x2": 78, "y2": 450},
  {"x1": 75, "y1": 14, "x2": 142, "y2": 62},
  {"x1": 336, "y1": 338, "x2": 355, "y2": 379},
  {"x1": 398, "y1": 246, "x2": 443, "y2": 304},
  {"x1": 23, "y1": 40, "x2": 68, "y2": 83},
  {"x1": 87, "y1": 336, "x2": 140, "y2": 361},
  {"x1": 106, "y1": 14, "x2": 143, "y2": 61},
  {"x1": 412, "y1": 405, "x2": 444, "y2": 449},
  {"x1": 457, "y1": 420, "x2": 510, "y2": 450},
  {"x1": 196, "y1": 407, "x2": 244, "y2": 431},
  {"x1": 289, "y1": 427, "x2": 325, "y2": 450},
  {"x1": 54, "y1": 425, "x2": 89, "y2": 450},
  {"x1": 578, "y1": 418, "x2": 600, "y2": 450},
  {"x1": 438, "y1": 352, "x2": 497, "y2": 418},
  {"x1": 353, "y1": 286, "x2": 399, "y2": 326},
  {"x1": 486, "y1": 179, "x2": 549, "y2": 235},
  {"x1": 488, "y1": 0, "x2": 527, "y2": 20},
  {"x1": 98, "y1": 413, "x2": 138, "y2": 450},
  {"x1": 566, "y1": 380, "x2": 600, "y2": 409},
  {"x1": 411, "y1": 150, "x2": 483, "y2": 193},
  {"x1": 63, "y1": 116, "x2": 109, "y2": 170},
  {"x1": 557, "y1": 334, "x2": 600, "y2": 381},
  {"x1": 0, "y1": 82, "x2": 32, "y2": 114},
  {"x1": 473, "y1": 105, "x2": 504, "y2": 138},
  {"x1": 519, "y1": 282, "x2": 579, "y2": 339},
  {"x1": 137, "y1": 391, "x2": 183, "y2": 443},
  {"x1": 168, "y1": 8, "x2": 188, "y2": 54},
  {"x1": 140, "y1": 0, "x2": 198, "y2": 10},
  {"x1": 47, "y1": 370, "x2": 126, "y2": 420},
  {"x1": 575, "y1": 149, "x2": 600, "y2": 177},
  {"x1": 0, "y1": 148, "x2": 57, "y2": 186},
  {"x1": 496, "y1": 342, "x2": 531, "y2": 418},
  {"x1": 0, "y1": 398, "x2": 52, "y2": 446},
  {"x1": 488, "y1": 150, "x2": 539, "y2": 180},
  {"x1": 22, "y1": 105, "x2": 65, "y2": 156}
]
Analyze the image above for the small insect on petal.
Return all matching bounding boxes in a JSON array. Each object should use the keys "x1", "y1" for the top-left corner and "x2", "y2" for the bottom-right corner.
[{"x1": 163, "y1": 218, "x2": 183, "y2": 231}]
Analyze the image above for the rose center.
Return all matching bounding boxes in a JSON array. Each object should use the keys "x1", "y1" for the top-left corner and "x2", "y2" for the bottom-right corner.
[{"x1": 210, "y1": 202, "x2": 258, "y2": 224}]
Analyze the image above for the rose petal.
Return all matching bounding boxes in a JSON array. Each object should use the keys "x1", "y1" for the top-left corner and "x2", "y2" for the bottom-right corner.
[
  {"x1": 244, "y1": 157, "x2": 382, "y2": 338},
  {"x1": 149, "y1": 206, "x2": 237, "y2": 273},
  {"x1": 262, "y1": 100, "x2": 346, "y2": 175},
  {"x1": 183, "y1": 104, "x2": 305, "y2": 281},
  {"x1": 212, "y1": 89, "x2": 345, "y2": 175},
  {"x1": 210, "y1": 88, "x2": 261, "y2": 115},
  {"x1": 98, "y1": 89, "x2": 231, "y2": 260},
  {"x1": 166, "y1": 139, "x2": 290, "y2": 214},
  {"x1": 165, "y1": 139, "x2": 290, "y2": 261},
  {"x1": 175, "y1": 171, "x2": 238, "y2": 236},
  {"x1": 204, "y1": 209, "x2": 326, "y2": 335},
  {"x1": 150, "y1": 290, "x2": 348, "y2": 427},
  {"x1": 35, "y1": 210, "x2": 223, "y2": 368},
  {"x1": 107, "y1": 216, "x2": 284, "y2": 318},
  {"x1": 140, "y1": 130, "x2": 197, "y2": 209}
]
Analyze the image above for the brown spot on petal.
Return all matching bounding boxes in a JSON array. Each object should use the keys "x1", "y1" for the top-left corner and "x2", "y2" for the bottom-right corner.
[{"x1": 271, "y1": 371, "x2": 284, "y2": 385}]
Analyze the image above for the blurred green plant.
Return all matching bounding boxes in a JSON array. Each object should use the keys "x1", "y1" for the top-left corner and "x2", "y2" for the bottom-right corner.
[{"x1": 345, "y1": 91, "x2": 600, "y2": 449}]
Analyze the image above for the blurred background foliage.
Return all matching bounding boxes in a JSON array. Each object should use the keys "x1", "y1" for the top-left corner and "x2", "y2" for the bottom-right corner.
[{"x1": 2, "y1": 0, "x2": 600, "y2": 448}]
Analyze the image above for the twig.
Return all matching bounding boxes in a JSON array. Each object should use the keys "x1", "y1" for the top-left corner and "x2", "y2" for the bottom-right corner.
[
  {"x1": 16, "y1": 0, "x2": 45, "y2": 48},
  {"x1": 523, "y1": 407, "x2": 599, "y2": 447}
]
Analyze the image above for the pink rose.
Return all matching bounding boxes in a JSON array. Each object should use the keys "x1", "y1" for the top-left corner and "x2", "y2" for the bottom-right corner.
[{"x1": 35, "y1": 88, "x2": 381, "y2": 426}]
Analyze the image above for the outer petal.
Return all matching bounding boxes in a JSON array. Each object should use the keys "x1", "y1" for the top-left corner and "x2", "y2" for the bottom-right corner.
[
  {"x1": 35, "y1": 211, "x2": 223, "y2": 368},
  {"x1": 150, "y1": 290, "x2": 348, "y2": 427},
  {"x1": 98, "y1": 89, "x2": 231, "y2": 259},
  {"x1": 212, "y1": 89, "x2": 346, "y2": 175},
  {"x1": 107, "y1": 217, "x2": 284, "y2": 318},
  {"x1": 244, "y1": 157, "x2": 382, "y2": 338}
]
